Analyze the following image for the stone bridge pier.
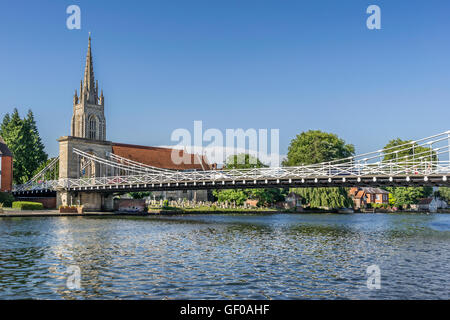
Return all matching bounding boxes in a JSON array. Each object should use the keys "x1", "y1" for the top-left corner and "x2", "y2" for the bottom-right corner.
[{"x1": 57, "y1": 190, "x2": 115, "y2": 212}]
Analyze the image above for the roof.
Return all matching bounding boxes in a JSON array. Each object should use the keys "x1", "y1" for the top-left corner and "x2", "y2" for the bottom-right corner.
[
  {"x1": 360, "y1": 187, "x2": 389, "y2": 194},
  {"x1": 112, "y1": 142, "x2": 214, "y2": 171},
  {"x1": 355, "y1": 190, "x2": 366, "y2": 199},
  {"x1": 0, "y1": 136, "x2": 13, "y2": 157},
  {"x1": 286, "y1": 192, "x2": 302, "y2": 199},
  {"x1": 418, "y1": 198, "x2": 433, "y2": 205}
]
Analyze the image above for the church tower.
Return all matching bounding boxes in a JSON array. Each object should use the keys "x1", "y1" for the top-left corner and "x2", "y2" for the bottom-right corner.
[{"x1": 71, "y1": 34, "x2": 106, "y2": 140}]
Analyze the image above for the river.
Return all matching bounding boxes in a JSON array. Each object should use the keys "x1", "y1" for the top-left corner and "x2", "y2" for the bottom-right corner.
[{"x1": 0, "y1": 213, "x2": 449, "y2": 299}]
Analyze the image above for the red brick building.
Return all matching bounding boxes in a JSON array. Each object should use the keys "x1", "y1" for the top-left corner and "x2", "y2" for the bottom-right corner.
[
  {"x1": 0, "y1": 136, "x2": 13, "y2": 192},
  {"x1": 349, "y1": 187, "x2": 389, "y2": 208}
]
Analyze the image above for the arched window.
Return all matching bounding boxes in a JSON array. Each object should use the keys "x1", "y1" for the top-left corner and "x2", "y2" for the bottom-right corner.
[{"x1": 88, "y1": 115, "x2": 97, "y2": 139}]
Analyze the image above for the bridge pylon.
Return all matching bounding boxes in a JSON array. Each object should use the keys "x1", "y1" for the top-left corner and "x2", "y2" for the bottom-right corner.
[{"x1": 57, "y1": 136, "x2": 114, "y2": 211}]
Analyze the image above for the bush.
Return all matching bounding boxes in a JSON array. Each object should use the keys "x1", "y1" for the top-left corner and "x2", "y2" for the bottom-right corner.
[
  {"x1": 12, "y1": 201, "x2": 44, "y2": 210},
  {"x1": 0, "y1": 192, "x2": 14, "y2": 207}
]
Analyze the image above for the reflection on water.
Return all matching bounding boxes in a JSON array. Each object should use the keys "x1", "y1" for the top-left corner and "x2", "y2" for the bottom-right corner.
[{"x1": 0, "y1": 214, "x2": 449, "y2": 299}]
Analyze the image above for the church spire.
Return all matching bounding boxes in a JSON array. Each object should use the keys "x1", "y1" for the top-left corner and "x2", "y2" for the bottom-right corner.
[
  {"x1": 82, "y1": 33, "x2": 97, "y2": 103},
  {"x1": 71, "y1": 33, "x2": 106, "y2": 141}
]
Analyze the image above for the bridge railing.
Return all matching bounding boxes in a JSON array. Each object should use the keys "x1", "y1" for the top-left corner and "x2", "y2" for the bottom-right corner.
[
  {"x1": 55, "y1": 159, "x2": 449, "y2": 189},
  {"x1": 12, "y1": 160, "x2": 450, "y2": 192},
  {"x1": 12, "y1": 129, "x2": 450, "y2": 192}
]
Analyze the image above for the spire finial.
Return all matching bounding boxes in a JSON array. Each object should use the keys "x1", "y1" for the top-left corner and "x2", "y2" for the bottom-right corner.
[{"x1": 83, "y1": 32, "x2": 95, "y2": 102}]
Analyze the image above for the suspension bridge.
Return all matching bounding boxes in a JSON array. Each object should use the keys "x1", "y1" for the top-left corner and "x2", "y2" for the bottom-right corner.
[{"x1": 12, "y1": 130, "x2": 450, "y2": 197}]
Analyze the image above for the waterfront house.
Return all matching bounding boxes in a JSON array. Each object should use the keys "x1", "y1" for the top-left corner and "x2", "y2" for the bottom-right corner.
[
  {"x1": 284, "y1": 192, "x2": 303, "y2": 209},
  {"x1": 415, "y1": 198, "x2": 448, "y2": 213},
  {"x1": 349, "y1": 187, "x2": 389, "y2": 209},
  {"x1": 245, "y1": 199, "x2": 259, "y2": 207}
]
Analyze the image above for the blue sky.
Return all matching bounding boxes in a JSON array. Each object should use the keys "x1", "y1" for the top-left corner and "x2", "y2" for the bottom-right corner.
[{"x1": 0, "y1": 0, "x2": 449, "y2": 159}]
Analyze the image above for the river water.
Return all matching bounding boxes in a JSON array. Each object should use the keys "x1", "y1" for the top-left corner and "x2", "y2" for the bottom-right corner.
[{"x1": 0, "y1": 213, "x2": 449, "y2": 299}]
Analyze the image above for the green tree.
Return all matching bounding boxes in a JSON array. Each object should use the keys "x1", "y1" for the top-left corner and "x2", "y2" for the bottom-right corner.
[
  {"x1": 0, "y1": 109, "x2": 48, "y2": 184},
  {"x1": 438, "y1": 187, "x2": 450, "y2": 203},
  {"x1": 284, "y1": 130, "x2": 355, "y2": 209},
  {"x1": 385, "y1": 187, "x2": 432, "y2": 208},
  {"x1": 224, "y1": 154, "x2": 267, "y2": 169},
  {"x1": 25, "y1": 110, "x2": 47, "y2": 175},
  {"x1": 283, "y1": 130, "x2": 354, "y2": 166},
  {"x1": 383, "y1": 138, "x2": 437, "y2": 163},
  {"x1": 32, "y1": 157, "x2": 59, "y2": 180},
  {"x1": 293, "y1": 187, "x2": 353, "y2": 209},
  {"x1": 129, "y1": 192, "x2": 151, "y2": 199},
  {"x1": 382, "y1": 138, "x2": 433, "y2": 207},
  {"x1": 247, "y1": 188, "x2": 287, "y2": 206},
  {"x1": 213, "y1": 154, "x2": 285, "y2": 206},
  {"x1": 212, "y1": 189, "x2": 248, "y2": 205}
]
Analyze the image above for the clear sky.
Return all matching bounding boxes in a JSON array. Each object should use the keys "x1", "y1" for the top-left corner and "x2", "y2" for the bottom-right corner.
[{"x1": 0, "y1": 0, "x2": 449, "y2": 160}]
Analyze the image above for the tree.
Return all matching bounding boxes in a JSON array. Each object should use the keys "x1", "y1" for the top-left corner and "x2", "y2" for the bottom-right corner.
[
  {"x1": 213, "y1": 154, "x2": 285, "y2": 206},
  {"x1": 439, "y1": 187, "x2": 450, "y2": 203},
  {"x1": 248, "y1": 188, "x2": 287, "y2": 206},
  {"x1": 129, "y1": 192, "x2": 151, "y2": 199},
  {"x1": 382, "y1": 138, "x2": 433, "y2": 207},
  {"x1": 32, "y1": 157, "x2": 59, "y2": 180},
  {"x1": 284, "y1": 130, "x2": 355, "y2": 209},
  {"x1": 283, "y1": 130, "x2": 354, "y2": 166},
  {"x1": 385, "y1": 187, "x2": 432, "y2": 208},
  {"x1": 0, "y1": 109, "x2": 48, "y2": 184},
  {"x1": 224, "y1": 154, "x2": 267, "y2": 169},
  {"x1": 383, "y1": 138, "x2": 437, "y2": 163},
  {"x1": 25, "y1": 110, "x2": 47, "y2": 175},
  {"x1": 212, "y1": 189, "x2": 248, "y2": 205},
  {"x1": 293, "y1": 187, "x2": 353, "y2": 209}
]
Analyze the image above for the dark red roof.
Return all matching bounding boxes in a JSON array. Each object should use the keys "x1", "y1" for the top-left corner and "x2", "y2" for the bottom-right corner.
[
  {"x1": 418, "y1": 198, "x2": 433, "y2": 205},
  {"x1": 112, "y1": 142, "x2": 214, "y2": 171}
]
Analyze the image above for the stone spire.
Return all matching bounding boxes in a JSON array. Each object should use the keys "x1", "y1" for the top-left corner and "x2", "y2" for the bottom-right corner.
[
  {"x1": 71, "y1": 33, "x2": 106, "y2": 141},
  {"x1": 82, "y1": 33, "x2": 97, "y2": 104},
  {"x1": 73, "y1": 89, "x2": 78, "y2": 106}
]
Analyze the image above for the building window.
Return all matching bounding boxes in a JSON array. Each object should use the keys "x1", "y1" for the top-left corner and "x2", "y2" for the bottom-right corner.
[
  {"x1": 89, "y1": 115, "x2": 97, "y2": 139},
  {"x1": 376, "y1": 194, "x2": 381, "y2": 201}
]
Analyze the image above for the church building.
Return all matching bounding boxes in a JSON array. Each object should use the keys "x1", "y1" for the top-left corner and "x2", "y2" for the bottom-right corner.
[{"x1": 58, "y1": 35, "x2": 213, "y2": 209}]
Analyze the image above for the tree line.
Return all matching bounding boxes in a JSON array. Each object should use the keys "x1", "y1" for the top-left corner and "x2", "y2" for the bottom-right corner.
[{"x1": 0, "y1": 108, "x2": 47, "y2": 184}]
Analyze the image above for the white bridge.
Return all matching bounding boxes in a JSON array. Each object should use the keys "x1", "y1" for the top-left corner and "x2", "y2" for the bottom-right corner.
[{"x1": 13, "y1": 131, "x2": 450, "y2": 195}]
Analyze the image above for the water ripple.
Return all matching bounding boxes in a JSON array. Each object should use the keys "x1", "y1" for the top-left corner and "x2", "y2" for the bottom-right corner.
[{"x1": 0, "y1": 214, "x2": 449, "y2": 299}]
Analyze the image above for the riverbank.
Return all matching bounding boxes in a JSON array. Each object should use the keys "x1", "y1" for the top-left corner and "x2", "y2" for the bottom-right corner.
[
  {"x1": 0, "y1": 206, "x2": 280, "y2": 217},
  {"x1": 147, "y1": 206, "x2": 278, "y2": 215},
  {"x1": 0, "y1": 207, "x2": 444, "y2": 217},
  {"x1": 0, "y1": 208, "x2": 144, "y2": 217}
]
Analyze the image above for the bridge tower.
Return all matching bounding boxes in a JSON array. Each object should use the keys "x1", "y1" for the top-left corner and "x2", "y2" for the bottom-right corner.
[{"x1": 57, "y1": 34, "x2": 113, "y2": 211}]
